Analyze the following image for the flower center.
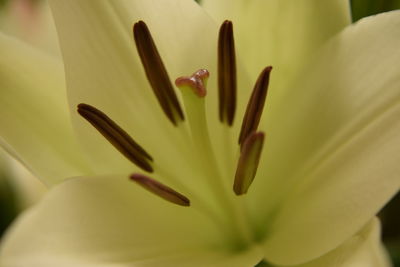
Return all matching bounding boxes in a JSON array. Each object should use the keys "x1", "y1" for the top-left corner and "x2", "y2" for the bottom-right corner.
[{"x1": 77, "y1": 20, "x2": 272, "y2": 249}]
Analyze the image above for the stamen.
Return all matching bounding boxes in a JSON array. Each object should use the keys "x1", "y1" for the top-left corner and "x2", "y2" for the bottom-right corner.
[
  {"x1": 218, "y1": 20, "x2": 237, "y2": 126},
  {"x1": 233, "y1": 132, "x2": 265, "y2": 195},
  {"x1": 77, "y1": 103, "x2": 153, "y2": 172},
  {"x1": 175, "y1": 69, "x2": 209, "y2": 97},
  {"x1": 130, "y1": 173, "x2": 190, "y2": 206},
  {"x1": 238, "y1": 67, "x2": 272, "y2": 146},
  {"x1": 133, "y1": 21, "x2": 184, "y2": 125}
]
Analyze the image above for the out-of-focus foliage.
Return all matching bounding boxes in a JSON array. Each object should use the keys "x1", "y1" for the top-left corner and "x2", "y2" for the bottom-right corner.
[
  {"x1": 351, "y1": 0, "x2": 400, "y2": 21},
  {"x1": 255, "y1": 260, "x2": 270, "y2": 267},
  {"x1": 0, "y1": 151, "x2": 46, "y2": 238},
  {"x1": 0, "y1": 162, "x2": 18, "y2": 238},
  {"x1": 0, "y1": 0, "x2": 42, "y2": 7},
  {"x1": 380, "y1": 193, "x2": 400, "y2": 266},
  {"x1": 0, "y1": 0, "x2": 7, "y2": 9}
]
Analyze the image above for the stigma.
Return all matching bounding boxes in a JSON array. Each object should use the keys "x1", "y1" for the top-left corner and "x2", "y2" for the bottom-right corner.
[{"x1": 175, "y1": 69, "x2": 209, "y2": 97}]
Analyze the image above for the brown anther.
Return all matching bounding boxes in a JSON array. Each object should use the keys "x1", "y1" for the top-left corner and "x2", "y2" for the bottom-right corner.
[
  {"x1": 133, "y1": 21, "x2": 184, "y2": 126},
  {"x1": 218, "y1": 20, "x2": 237, "y2": 126},
  {"x1": 175, "y1": 69, "x2": 209, "y2": 97},
  {"x1": 77, "y1": 103, "x2": 153, "y2": 172},
  {"x1": 233, "y1": 132, "x2": 265, "y2": 195},
  {"x1": 130, "y1": 174, "x2": 190, "y2": 206},
  {"x1": 238, "y1": 66, "x2": 272, "y2": 146}
]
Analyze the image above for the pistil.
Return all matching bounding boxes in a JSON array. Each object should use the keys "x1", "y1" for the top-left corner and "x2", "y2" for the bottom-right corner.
[
  {"x1": 176, "y1": 69, "x2": 254, "y2": 246},
  {"x1": 175, "y1": 70, "x2": 221, "y2": 183},
  {"x1": 175, "y1": 69, "x2": 212, "y2": 151}
]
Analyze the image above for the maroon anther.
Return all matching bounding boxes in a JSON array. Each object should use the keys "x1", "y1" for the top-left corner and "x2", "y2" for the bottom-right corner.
[{"x1": 130, "y1": 174, "x2": 190, "y2": 206}]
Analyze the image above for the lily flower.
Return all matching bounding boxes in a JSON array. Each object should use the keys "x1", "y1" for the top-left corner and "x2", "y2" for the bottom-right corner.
[{"x1": 0, "y1": 0, "x2": 399, "y2": 266}]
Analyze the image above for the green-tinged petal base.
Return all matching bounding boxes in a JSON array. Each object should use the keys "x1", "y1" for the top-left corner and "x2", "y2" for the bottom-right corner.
[{"x1": 0, "y1": 175, "x2": 263, "y2": 267}]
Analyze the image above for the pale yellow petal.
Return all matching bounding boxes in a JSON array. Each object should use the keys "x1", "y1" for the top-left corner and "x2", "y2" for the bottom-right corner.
[
  {"x1": 293, "y1": 218, "x2": 391, "y2": 267},
  {"x1": 201, "y1": 0, "x2": 352, "y2": 185},
  {"x1": 245, "y1": 11, "x2": 400, "y2": 264},
  {"x1": 49, "y1": 0, "x2": 240, "y2": 215},
  {"x1": 202, "y1": 0, "x2": 351, "y2": 97},
  {"x1": 49, "y1": 0, "x2": 220, "y2": 177},
  {"x1": 0, "y1": 33, "x2": 91, "y2": 185}
]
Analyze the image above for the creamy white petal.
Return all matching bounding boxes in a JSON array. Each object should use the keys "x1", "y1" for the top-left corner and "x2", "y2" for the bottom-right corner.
[
  {"x1": 292, "y1": 218, "x2": 391, "y2": 267},
  {"x1": 0, "y1": 175, "x2": 262, "y2": 267},
  {"x1": 49, "y1": 0, "x2": 221, "y2": 181},
  {"x1": 0, "y1": 33, "x2": 91, "y2": 185},
  {"x1": 245, "y1": 11, "x2": 400, "y2": 265},
  {"x1": 202, "y1": 0, "x2": 351, "y2": 97}
]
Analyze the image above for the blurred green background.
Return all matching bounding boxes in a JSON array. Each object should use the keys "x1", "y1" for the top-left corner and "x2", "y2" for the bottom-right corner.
[
  {"x1": 0, "y1": 170, "x2": 18, "y2": 238},
  {"x1": 351, "y1": 0, "x2": 400, "y2": 21},
  {"x1": 0, "y1": 0, "x2": 399, "y2": 265}
]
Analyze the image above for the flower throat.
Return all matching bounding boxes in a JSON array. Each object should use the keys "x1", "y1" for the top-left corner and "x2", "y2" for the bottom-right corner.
[{"x1": 77, "y1": 20, "x2": 272, "y2": 208}]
